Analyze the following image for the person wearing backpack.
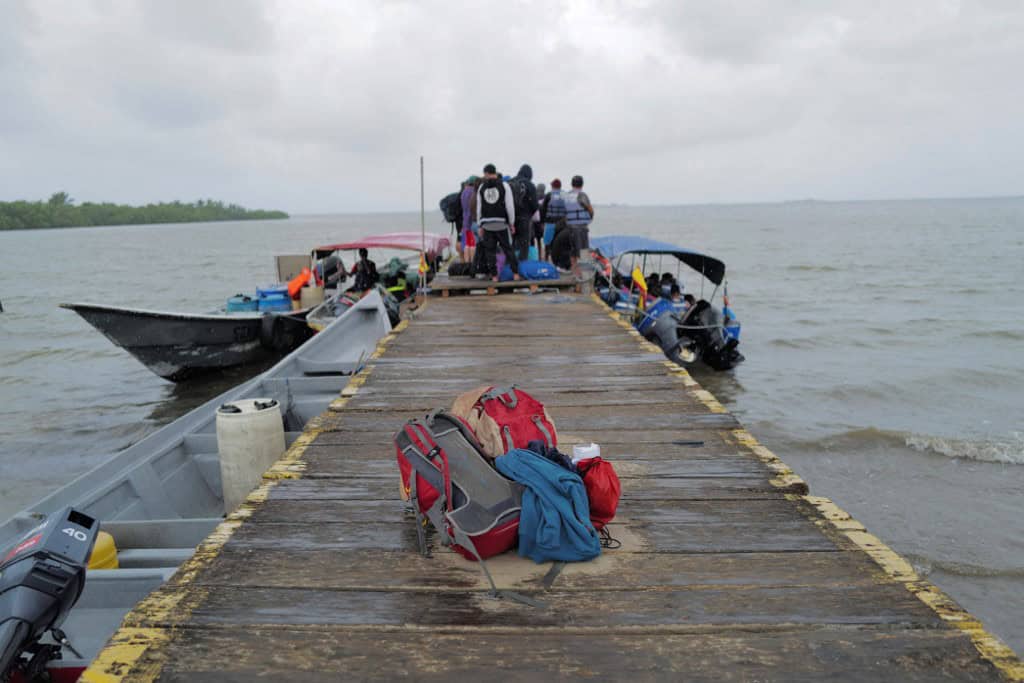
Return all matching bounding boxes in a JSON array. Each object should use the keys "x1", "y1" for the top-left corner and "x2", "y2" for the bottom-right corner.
[
  {"x1": 440, "y1": 190, "x2": 462, "y2": 252},
  {"x1": 540, "y1": 178, "x2": 568, "y2": 263},
  {"x1": 476, "y1": 164, "x2": 521, "y2": 282},
  {"x1": 509, "y1": 164, "x2": 538, "y2": 262}
]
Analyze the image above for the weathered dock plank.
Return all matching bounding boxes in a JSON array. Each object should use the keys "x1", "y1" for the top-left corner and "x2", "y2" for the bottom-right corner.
[
  {"x1": 128, "y1": 626, "x2": 1003, "y2": 683},
  {"x1": 82, "y1": 293, "x2": 1022, "y2": 682}
]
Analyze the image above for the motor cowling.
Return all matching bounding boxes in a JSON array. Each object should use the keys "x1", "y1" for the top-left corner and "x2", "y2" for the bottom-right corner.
[{"x1": 0, "y1": 507, "x2": 98, "y2": 680}]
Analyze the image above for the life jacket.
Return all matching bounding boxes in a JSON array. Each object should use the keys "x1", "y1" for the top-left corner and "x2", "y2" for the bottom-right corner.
[
  {"x1": 478, "y1": 178, "x2": 509, "y2": 225},
  {"x1": 545, "y1": 190, "x2": 567, "y2": 223},
  {"x1": 564, "y1": 189, "x2": 591, "y2": 225}
]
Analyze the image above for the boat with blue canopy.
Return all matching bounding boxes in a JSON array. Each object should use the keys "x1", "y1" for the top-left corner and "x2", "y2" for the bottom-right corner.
[{"x1": 590, "y1": 235, "x2": 744, "y2": 371}]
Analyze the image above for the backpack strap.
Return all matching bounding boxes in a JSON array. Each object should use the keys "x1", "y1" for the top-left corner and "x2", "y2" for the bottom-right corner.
[
  {"x1": 531, "y1": 415, "x2": 553, "y2": 448},
  {"x1": 400, "y1": 425, "x2": 455, "y2": 554},
  {"x1": 446, "y1": 520, "x2": 546, "y2": 609},
  {"x1": 408, "y1": 474, "x2": 429, "y2": 556},
  {"x1": 480, "y1": 385, "x2": 519, "y2": 409}
]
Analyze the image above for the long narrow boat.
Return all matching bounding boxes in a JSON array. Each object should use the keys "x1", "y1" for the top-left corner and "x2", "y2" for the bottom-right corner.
[
  {"x1": 60, "y1": 303, "x2": 315, "y2": 382},
  {"x1": 0, "y1": 291, "x2": 392, "y2": 680}
]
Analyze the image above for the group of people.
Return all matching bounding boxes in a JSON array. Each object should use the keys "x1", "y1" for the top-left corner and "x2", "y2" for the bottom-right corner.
[
  {"x1": 454, "y1": 163, "x2": 595, "y2": 281},
  {"x1": 600, "y1": 267, "x2": 696, "y2": 311},
  {"x1": 645, "y1": 272, "x2": 696, "y2": 308}
]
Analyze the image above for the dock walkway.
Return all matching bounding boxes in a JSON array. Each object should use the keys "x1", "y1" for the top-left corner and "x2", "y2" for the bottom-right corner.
[{"x1": 85, "y1": 294, "x2": 1021, "y2": 681}]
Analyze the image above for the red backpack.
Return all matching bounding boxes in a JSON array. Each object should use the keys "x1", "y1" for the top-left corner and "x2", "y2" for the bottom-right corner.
[
  {"x1": 575, "y1": 457, "x2": 621, "y2": 530},
  {"x1": 450, "y1": 385, "x2": 557, "y2": 458}
]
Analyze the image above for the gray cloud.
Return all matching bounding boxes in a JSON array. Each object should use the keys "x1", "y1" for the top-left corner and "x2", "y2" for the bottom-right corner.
[{"x1": 1, "y1": 0, "x2": 1022, "y2": 212}]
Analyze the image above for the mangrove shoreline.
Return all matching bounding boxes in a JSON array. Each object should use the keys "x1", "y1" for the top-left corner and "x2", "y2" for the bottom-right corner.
[{"x1": 0, "y1": 193, "x2": 288, "y2": 231}]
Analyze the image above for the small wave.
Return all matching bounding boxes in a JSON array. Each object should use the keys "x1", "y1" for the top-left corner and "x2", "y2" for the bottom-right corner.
[
  {"x1": 768, "y1": 338, "x2": 816, "y2": 350},
  {"x1": 786, "y1": 264, "x2": 841, "y2": 272},
  {"x1": 904, "y1": 431, "x2": 1024, "y2": 465},
  {"x1": 964, "y1": 328, "x2": 1024, "y2": 341},
  {"x1": 905, "y1": 553, "x2": 1024, "y2": 579},
  {"x1": 793, "y1": 427, "x2": 1024, "y2": 465}
]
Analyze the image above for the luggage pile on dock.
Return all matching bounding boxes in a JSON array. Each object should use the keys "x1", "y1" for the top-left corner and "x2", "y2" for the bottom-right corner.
[{"x1": 394, "y1": 385, "x2": 621, "y2": 588}]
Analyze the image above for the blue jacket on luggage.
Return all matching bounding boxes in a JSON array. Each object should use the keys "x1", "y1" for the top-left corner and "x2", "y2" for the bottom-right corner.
[{"x1": 494, "y1": 448, "x2": 602, "y2": 563}]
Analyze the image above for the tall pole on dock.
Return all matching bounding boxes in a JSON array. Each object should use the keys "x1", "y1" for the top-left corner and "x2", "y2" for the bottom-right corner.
[{"x1": 418, "y1": 155, "x2": 426, "y2": 302}]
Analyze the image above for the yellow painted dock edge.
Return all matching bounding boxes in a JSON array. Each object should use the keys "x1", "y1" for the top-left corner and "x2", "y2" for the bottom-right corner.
[
  {"x1": 80, "y1": 313, "x2": 416, "y2": 683},
  {"x1": 590, "y1": 293, "x2": 1024, "y2": 681}
]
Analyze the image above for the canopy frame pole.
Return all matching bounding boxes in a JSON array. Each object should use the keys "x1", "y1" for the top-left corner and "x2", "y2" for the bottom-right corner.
[
  {"x1": 419, "y1": 155, "x2": 426, "y2": 296},
  {"x1": 701, "y1": 257, "x2": 705, "y2": 300}
]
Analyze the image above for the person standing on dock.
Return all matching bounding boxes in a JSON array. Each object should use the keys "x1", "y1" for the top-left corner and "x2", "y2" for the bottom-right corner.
[
  {"x1": 460, "y1": 176, "x2": 478, "y2": 265},
  {"x1": 510, "y1": 164, "x2": 538, "y2": 261},
  {"x1": 532, "y1": 182, "x2": 546, "y2": 260},
  {"x1": 564, "y1": 175, "x2": 595, "y2": 273},
  {"x1": 540, "y1": 178, "x2": 568, "y2": 263},
  {"x1": 476, "y1": 164, "x2": 521, "y2": 282}
]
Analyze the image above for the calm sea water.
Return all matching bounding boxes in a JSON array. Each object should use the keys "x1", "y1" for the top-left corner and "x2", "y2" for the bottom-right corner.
[{"x1": 1, "y1": 201, "x2": 1021, "y2": 650}]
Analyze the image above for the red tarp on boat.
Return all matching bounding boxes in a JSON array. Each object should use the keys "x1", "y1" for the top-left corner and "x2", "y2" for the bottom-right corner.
[{"x1": 315, "y1": 232, "x2": 450, "y2": 258}]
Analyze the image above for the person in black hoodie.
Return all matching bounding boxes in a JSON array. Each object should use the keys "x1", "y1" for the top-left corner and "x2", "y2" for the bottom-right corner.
[{"x1": 510, "y1": 164, "x2": 539, "y2": 261}]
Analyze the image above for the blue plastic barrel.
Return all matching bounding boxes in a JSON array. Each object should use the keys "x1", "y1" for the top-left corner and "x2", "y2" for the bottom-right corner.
[
  {"x1": 226, "y1": 295, "x2": 259, "y2": 313},
  {"x1": 258, "y1": 294, "x2": 292, "y2": 312},
  {"x1": 256, "y1": 284, "x2": 288, "y2": 298}
]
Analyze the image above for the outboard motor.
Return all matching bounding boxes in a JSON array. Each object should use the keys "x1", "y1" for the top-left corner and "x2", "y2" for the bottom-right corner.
[
  {"x1": 317, "y1": 254, "x2": 345, "y2": 289},
  {"x1": 0, "y1": 507, "x2": 98, "y2": 681},
  {"x1": 690, "y1": 303, "x2": 744, "y2": 371}
]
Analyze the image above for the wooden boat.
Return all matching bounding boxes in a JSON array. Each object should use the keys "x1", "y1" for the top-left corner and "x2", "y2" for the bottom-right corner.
[
  {"x1": 60, "y1": 303, "x2": 315, "y2": 381},
  {"x1": 0, "y1": 292, "x2": 392, "y2": 680}
]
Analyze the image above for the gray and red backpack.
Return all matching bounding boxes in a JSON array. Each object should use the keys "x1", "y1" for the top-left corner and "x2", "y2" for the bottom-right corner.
[{"x1": 394, "y1": 411, "x2": 523, "y2": 572}]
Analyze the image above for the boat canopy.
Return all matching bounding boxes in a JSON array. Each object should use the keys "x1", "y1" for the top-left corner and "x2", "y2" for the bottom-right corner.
[
  {"x1": 314, "y1": 232, "x2": 450, "y2": 259},
  {"x1": 590, "y1": 235, "x2": 726, "y2": 285}
]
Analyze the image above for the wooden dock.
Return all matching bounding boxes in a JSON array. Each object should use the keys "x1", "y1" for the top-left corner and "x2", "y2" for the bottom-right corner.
[{"x1": 84, "y1": 294, "x2": 1022, "y2": 682}]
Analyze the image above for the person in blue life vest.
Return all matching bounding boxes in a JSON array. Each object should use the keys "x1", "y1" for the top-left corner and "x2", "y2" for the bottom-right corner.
[
  {"x1": 476, "y1": 163, "x2": 521, "y2": 282},
  {"x1": 539, "y1": 178, "x2": 568, "y2": 263},
  {"x1": 564, "y1": 175, "x2": 595, "y2": 273}
]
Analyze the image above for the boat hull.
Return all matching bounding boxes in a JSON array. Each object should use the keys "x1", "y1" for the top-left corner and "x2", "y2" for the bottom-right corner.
[{"x1": 60, "y1": 303, "x2": 314, "y2": 381}]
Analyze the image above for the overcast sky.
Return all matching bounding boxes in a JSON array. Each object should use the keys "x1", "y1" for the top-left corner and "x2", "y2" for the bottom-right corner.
[{"x1": 2, "y1": 0, "x2": 1022, "y2": 213}]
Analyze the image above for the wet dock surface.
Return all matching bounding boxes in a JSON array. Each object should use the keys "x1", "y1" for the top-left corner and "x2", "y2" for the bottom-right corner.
[{"x1": 84, "y1": 294, "x2": 1021, "y2": 681}]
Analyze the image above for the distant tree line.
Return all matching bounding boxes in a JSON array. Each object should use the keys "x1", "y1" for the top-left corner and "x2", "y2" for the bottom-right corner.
[{"x1": 0, "y1": 192, "x2": 289, "y2": 230}]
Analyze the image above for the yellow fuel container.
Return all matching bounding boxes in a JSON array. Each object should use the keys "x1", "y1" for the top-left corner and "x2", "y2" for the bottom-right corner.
[{"x1": 88, "y1": 531, "x2": 119, "y2": 569}]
